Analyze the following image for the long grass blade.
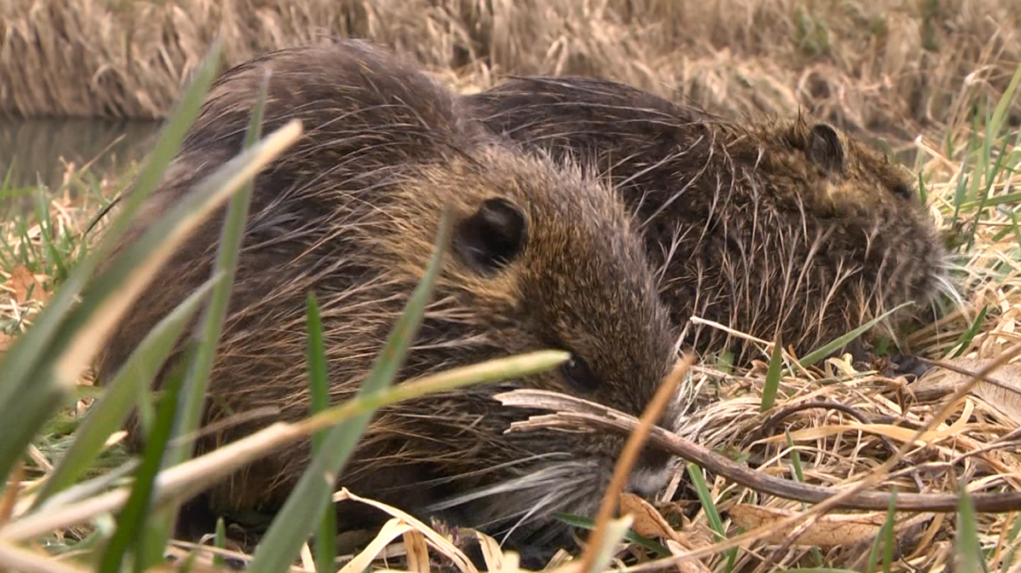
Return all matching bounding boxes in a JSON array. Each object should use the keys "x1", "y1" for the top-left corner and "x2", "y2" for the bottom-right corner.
[
  {"x1": 141, "y1": 67, "x2": 273, "y2": 565},
  {"x1": 760, "y1": 335, "x2": 784, "y2": 412},
  {"x1": 247, "y1": 211, "x2": 454, "y2": 573},
  {"x1": 29, "y1": 272, "x2": 224, "y2": 509},
  {"x1": 797, "y1": 301, "x2": 914, "y2": 369},
  {"x1": 95, "y1": 362, "x2": 184, "y2": 573},
  {"x1": 0, "y1": 351, "x2": 568, "y2": 544},
  {"x1": 305, "y1": 294, "x2": 337, "y2": 573}
]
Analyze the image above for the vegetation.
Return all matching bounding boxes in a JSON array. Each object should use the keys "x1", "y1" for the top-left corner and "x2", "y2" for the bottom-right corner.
[
  {"x1": 2, "y1": 1, "x2": 1021, "y2": 573},
  {"x1": 0, "y1": 0, "x2": 1018, "y2": 142}
]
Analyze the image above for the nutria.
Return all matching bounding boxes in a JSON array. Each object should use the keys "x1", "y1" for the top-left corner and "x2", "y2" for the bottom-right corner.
[
  {"x1": 91, "y1": 41, "x2": 681, "y2": 553},
  {"x1": 465, "y1": 76, "x2": 952, "y2": 364}
]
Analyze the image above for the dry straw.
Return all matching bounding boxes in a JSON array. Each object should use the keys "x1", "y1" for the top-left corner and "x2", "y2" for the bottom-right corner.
[{"x1": 1, "y1": 0, "x2": 1019, "y2": 142}]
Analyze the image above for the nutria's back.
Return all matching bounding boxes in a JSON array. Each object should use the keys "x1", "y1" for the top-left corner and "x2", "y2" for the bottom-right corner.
[
  {"x1": 466, "y1": 76, "x2": 950, "y2": 361},
  {"x1": 93, "y1": 41, "x2": 680, "y2": 551}
]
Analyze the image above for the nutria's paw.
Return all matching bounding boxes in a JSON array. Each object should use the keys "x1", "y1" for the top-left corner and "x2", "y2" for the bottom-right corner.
[{"x1": 888, "y1": 353, "x2": 933, "y2": 379}]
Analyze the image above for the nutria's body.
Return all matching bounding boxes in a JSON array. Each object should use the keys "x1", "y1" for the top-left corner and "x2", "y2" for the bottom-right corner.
[
  {"x1": 466, "y1": 77, "x2": 950, "y2": 361},
  {"x1": 93, "y1": 42, "x2": 679, "y2": 550}
]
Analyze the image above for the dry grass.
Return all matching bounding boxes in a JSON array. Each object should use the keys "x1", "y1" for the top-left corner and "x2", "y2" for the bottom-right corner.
[
  {"x1": 2, "y1": 1, "x2": 1021, "y2": 572},
  {"x1": 1, "y1": 0, "x2": 1019, "y2": 142}
]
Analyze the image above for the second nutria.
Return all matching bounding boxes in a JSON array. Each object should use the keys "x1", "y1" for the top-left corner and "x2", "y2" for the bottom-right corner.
[
  {"x1": 466, "y1": 76, "x2": 952, "y2": 363},
  {"x1": 92, "y1": 41, "x2": 680, "y2": 553}
]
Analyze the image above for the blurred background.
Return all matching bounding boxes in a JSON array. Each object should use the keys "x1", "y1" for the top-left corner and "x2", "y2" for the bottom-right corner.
[{"x1": 0, "y1": 0, "x2": 1018, "y2": 191}]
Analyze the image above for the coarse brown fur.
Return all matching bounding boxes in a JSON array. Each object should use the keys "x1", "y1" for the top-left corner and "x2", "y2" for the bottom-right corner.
[
  {"x1": 465, "y1": 76, "x2": 952, "y2": 363},
  {"x1": 91, "y1": 41, "x2": 682, "y2": 552}
]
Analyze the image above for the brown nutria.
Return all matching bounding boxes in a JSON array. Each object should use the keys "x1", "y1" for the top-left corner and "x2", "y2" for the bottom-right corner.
[
  {"x1": 465, "y1": 76, "x2": 952, "y2": 364},
  {"x1": 91, "y1": 41, "x2": 681, "y2": 554}
]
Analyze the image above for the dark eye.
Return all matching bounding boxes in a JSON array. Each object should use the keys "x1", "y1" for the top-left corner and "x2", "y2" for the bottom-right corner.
[
  {"x1": 561, "y1": 355, "x2": 600, "y2": 392},
  {"x1": 892, "y1": 183, "x2": 913, "y2": 200}
]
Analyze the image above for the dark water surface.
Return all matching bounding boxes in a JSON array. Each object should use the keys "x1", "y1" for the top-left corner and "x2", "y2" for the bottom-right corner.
[{"x1": 0, "y1": 118, "x2": 162, "y2": 193}]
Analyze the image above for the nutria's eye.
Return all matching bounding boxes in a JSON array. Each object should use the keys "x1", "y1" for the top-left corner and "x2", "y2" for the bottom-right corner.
[
  {"x1": 561, "y1": 355, "x2": 600, "y2": 392},
  {"x1": 454, "y1": 197, "x2": 527, "y2": 274},
  {"x1": 807, "y1": 124, "x2": 845, "y2": 173},
  {"x1": 892, "y1": 183, "x2": 913, "y2": 200}
]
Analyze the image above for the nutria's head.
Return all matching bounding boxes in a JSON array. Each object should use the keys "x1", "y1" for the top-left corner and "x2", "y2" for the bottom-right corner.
[
  {"x1": 369, "y1": 141, "x2": 681, "y2": 545},
  {"x1": 729, "y1": 116, "x2": 951, "y2": 347}
]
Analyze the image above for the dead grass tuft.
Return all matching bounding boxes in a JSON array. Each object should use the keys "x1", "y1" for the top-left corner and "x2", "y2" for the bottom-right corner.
[{"x1": 1, "y1": 0, "x2": 1020, "y2": 142}]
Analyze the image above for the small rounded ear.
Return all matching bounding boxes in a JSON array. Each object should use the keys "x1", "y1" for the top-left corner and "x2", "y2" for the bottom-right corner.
[
  {"x1": 454, "y1": 197, "x2": 527, "y2": 274},
  {"x1": 807, "y1": 124, "x2": 845, "y2": 173}
]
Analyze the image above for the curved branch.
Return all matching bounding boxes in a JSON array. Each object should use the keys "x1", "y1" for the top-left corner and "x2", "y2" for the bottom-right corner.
[{"x1": 496, "y1": 389, "x2": 1021, "y2": 513}]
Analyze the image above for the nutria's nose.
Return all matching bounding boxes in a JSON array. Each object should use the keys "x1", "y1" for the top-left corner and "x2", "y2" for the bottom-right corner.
[
  {"x1": 625, "y1": 466, "x2": 673, "y2": 498},
  {"x1": 626, "y1": 447, "x2": 675, "y2": 497}
]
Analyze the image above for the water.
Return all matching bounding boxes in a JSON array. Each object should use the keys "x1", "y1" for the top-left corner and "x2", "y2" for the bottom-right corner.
[{"x1": 0, "y1": 118, "x2": 162, "y2": 193}]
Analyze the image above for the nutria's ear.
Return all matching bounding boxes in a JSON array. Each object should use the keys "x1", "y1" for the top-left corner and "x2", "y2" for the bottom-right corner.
[
  {"x1": 807, "y1": 124, "x2": 845, "y2": 173},
  {"x1": 454, "y1": 197, "x2": 528, "y2": 274}
]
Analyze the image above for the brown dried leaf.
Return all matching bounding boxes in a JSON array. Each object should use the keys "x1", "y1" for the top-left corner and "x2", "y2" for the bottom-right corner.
[
  {"x1": 621, "y1": 492, "x2": 682, "y2": 543},
  {"x1": 620, "y1": 494, "x2": 712, "y2": 573},
  {"x1": 6, "y1": 264, "x2": 48, "y2": 304},
  {"x1": 0, "y1": 332, "x2": 13, "y2": 354},
  {"x1": 916, "y1": 358, "x2": 1021, "y2": 424},
  {"x1": 728, "y1": 504, "x2": 930, "y2": 548}
]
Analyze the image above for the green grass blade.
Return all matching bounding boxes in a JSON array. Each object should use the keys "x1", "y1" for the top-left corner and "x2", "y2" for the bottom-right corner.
[
  {"x1": 951, "y1": 143, "x2": 974, "y2": 228},
  {"x1": 967, "y1": 135, "x2": 1010, "y2": 251},
  {"x1": 552, "y1": 513, "x2": 672, "y2": 559},
  {"x1": 686, "y1": 462, "x2": 725, "y2": 536},
  {"x1": 30, "y1": 272, "x2": 225, "y2": 508},
  {"x1": 785, "y1": 433, "x2": 824, "y2": 566},
  {"x1": 988, "y1": 62, "x2": 1021, "y2": 143},
  {"x1": 0, "y1": 40, "x2": 224, "y2": 403},
  {"x1": 881, "y1": 493, "x2": 897, "y2": 573},
  {"x1": 864, "y1": 488, "x2": 897, "y2": 573},
  {"x1": 95, "y1": 363, "x2": 184, "y2": 573},
  {"x1": 956, "y1": 483, "x2": 986, "y2": 573},
  {"x1": 306, "y1": 294, "x2": 337, "y2": 573},
  {"x1": 142, "y1": 68, "x2": 273, "y2": 563},
  {"x1": 960, "y1": 191, "x2": 1021, "y2": 210},
  {"x1": 248, "y1": 211, "x2": 454, "y2": 573},
  {"x1": 688, "y1": 458, "x2": 737, "y2": 573},
  {"x1": 797, "y1": 301, "x2": 914, "y2": 369},
  {"x1": 165, "y1": 72, "x2": 270, "y2": 468},
  {"x1": 213, "y1": 518, "x2": 227, "y2": 568},
  {"x1": 0, "y1": 351, "x2": 568, "y2": 545},
  {"x1": 760, "y1": 336, "x2": 784, "y2": 412},
  {"x1": 33, "y1": 185, "x2": 67, "y2": 281},
  {"x1": 0, "y1": 120, "x2": 301, "y2": 487},
  {"x1": 952, "y1": 305, "x2": 989, "y2": 358}
]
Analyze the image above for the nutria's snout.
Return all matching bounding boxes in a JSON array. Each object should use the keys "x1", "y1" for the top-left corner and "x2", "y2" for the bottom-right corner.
[{"x1": 627, "y1": 446, "x2": 676, "y2": 497}]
